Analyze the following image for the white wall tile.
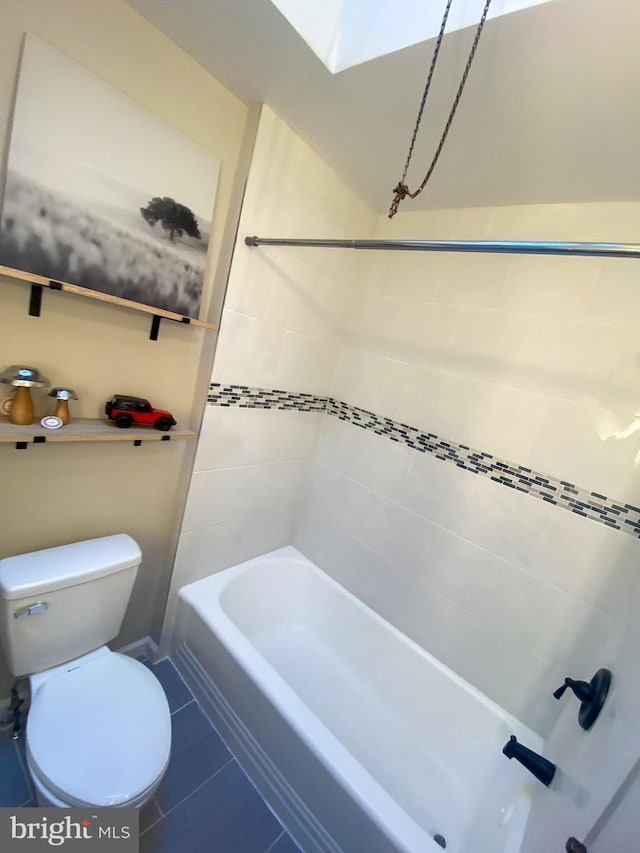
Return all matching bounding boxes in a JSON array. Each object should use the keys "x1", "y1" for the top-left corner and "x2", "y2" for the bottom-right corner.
[
  {"x1": 361, "y1": 250, "x2": 440, "y2": 304},
  {"x1": 432, "y1": 254, "x2": 512, "y2": 309},
  {"x1": 530, "y1": 397, "x2": 640, "y2": 500},
  {"x1": 528, "y1": 507, "x2": 640, "y2": 615},
  {"x1": 314, "y1": 416, "x2": 413, "y2": 497},
  {"x1": 513, "y1": 316, "x2": 623, "y2": 403},
  {"x1": 572, "y1": 202, "x2": 640, "y2": 242},
  {"x1": 454, "y1": 381, "x2": 550, "y2": 466},
  {"x1": 349, "y1": 289, "x2": 403, "y2": 357},
  {"x1": 393, "y1": 365, "x2": 469, "y2": 440},
  {"x1": 499, "y1": 254, "x2": 601, "y2": 319},
  {"x1": 597, "y1": 324, "x2": 640, "y2": 416},
  {"x1": 350, "y1": 290, "x2": 457, "y2": 368},
  {"x1": 194, "y1": 405, "x2": 246, "y2": 472},
  {"x1": 275, "y1": 329, "x2": 339, "y2": 396},
  {"x1": 171, "y1": 504, "x2": 294, "y2": 592},
  {"x1": 182, "y1": 460, "x2": 308, "y2": 533},
  {"x1": 486, "y1": 203, "x2": 582, "y2": 240},
  {"x1": 587, "y1": 258, "x2": 640, "y2": 326},
  {"x1": 441, "y1": 308, "x2": 531, "y2": 385},
  {"x1": 446, "y1": 616, "x2": 564, "y2": 736},
  {"x1": 294, "y1": 480, "x2": 564, "y2": 735},
  {"x1": 194, "y1": 406, "x2": 321, "y2": 472},
  {"x1": 212, "y1": 310, "x2": 284, "y2": 388},
  {"x1": 221, "y1": 248, "x2": 274, "y2": 320},
  {"x1": 405, "y1": 514, "x2": 610, "y2": 671},
  {"x1": 296, "y1": 414, "x2": 621, "y2": 735},
  {"x1": 261, "y1": 249, "x2": 354, "y2": 340},
  {"x1": 242, "y1": 407, "x2": 322, "y2": 464},
  {"x1": 457, "y1": 474, "x2": 553, "y2": 572},
  {"x1": 331, "y1": 347, "x2": 406, "y2": 417},
  {"x1": 387, "y1": 301, "x2": 459, "y2": 368},
  {"x1": 394, "y1": 448, "x2": 478, "y2": 536}
]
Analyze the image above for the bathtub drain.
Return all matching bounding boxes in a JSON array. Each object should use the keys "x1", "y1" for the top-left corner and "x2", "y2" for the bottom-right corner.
[{"x1": 433, "y1": 834, "x2": 446, "y2": 848}]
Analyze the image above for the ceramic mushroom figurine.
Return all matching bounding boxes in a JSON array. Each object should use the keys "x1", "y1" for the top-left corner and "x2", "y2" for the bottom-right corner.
[
  {"x1": 48, "y1": 388, "x2": 78, "y2": 425},
  {"x1": 0, "y1": 365, "x2": 50, "y2": 425}
]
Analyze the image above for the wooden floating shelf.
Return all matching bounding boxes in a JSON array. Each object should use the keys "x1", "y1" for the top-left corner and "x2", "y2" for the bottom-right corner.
[
  {"x1": 0, "y1": 264, "x2": 218, "y2": 334},
  {"x1": 0, "y1": 417, "x2": 197, "y2": 446}
]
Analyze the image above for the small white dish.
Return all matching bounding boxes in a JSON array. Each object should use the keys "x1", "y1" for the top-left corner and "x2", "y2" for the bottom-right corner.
[{"x1": 40, "y1": 416, "x2": 63, "y2": 430}]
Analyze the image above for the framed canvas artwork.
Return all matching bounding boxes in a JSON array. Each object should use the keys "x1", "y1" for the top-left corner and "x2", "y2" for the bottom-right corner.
[{"x1": 0, "y1": 34, "x2": 220, "y2": 318}]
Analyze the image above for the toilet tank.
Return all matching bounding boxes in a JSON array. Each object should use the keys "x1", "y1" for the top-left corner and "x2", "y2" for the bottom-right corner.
[{"x1": 0, "y1": 535, "x2": 142, "y2": 676}]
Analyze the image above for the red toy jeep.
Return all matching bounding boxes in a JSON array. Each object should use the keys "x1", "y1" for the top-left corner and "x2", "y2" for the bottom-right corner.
[{"x1": 105, "y1": 395, "x2": 176, "y2": 431}]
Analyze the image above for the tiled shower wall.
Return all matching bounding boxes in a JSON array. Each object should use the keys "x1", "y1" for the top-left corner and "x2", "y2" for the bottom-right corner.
[
  {"x1": 296, "y1": 202, "x2": 640, "y2": 735},
  {"x1": 166, "y1": 104, "x2": 640, "y2": 738}
]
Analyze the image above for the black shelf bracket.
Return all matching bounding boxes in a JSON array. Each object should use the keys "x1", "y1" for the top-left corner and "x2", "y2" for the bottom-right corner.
[
  {"x1": 133, "y1": 439, "x2": 142, "y2": 447},
  {"x1": 24, "y1": 277, "x2": 198, "y2": 342},
  {"x1": 150, "y1": 315, "x2": 162, "y2": 341},
  {"x1": 15, "y1": 442, "x2": 28, "y2": 450},
  {"x1": 33, "y1": 436, "x2": 46, "y2": 444},
  {"x1": 28, "y1": 280, "x2": 62, "y2": 318},
  {"x1": 150, "y1": 314, "x2": 192, "y2": 340},
  {"x1": 29, "y1": 284, "x2": 43, "y2": 317},
  {"x1": 161, "y1": 435, "x2": 171, "y2": 441}
]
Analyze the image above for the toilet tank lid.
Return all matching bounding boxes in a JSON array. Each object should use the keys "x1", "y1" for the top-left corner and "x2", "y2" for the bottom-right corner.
[{"x1": 0, "y1": 535, "x2": 142, "y2": 600}]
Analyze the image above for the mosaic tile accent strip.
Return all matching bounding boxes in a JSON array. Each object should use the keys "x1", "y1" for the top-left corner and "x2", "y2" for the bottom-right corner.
[
  {"x1": 208, "y1": 383, "x2": 640, "y2": 539},
  {"x1": 207, "y1": 383, "x2": 328, "y2": 412}
]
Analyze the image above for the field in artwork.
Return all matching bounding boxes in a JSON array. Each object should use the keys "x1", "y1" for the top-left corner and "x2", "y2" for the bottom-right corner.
[{"x1": 1, "y1": 171, "x2": 208, "y2": 317}]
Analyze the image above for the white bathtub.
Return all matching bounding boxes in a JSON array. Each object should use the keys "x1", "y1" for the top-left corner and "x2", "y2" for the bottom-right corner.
[{"x1": 172, "y1": 546, "x2": 542, "y2": 853}]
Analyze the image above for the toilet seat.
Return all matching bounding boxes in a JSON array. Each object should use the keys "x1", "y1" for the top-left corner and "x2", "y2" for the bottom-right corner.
[{"x1": 27, "y1": 651, "x2": 171, "y2": 807}]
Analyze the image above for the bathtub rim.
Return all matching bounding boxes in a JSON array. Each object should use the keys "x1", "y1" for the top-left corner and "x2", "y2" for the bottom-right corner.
[{"x1": 179, "y1": 545, "x2": 543, "y2": 743}]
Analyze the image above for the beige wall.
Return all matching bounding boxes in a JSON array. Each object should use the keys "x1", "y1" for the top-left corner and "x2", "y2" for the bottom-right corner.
[{"x1": 0, "y1": 0, "x2": 248, "y2": 695}]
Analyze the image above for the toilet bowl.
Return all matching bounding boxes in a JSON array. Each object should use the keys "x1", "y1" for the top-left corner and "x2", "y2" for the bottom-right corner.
[
  {"x1": 26, "y1": 647, "x2": 171, "y2": 807},
  {"x1": 0, "y1": 535, "x2": 172, "y2": 808}
]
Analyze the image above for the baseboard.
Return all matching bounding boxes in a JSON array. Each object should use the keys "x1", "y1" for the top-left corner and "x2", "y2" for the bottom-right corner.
[{"x1": 116, "y1": 636, "x2": 158, "y2": 662}]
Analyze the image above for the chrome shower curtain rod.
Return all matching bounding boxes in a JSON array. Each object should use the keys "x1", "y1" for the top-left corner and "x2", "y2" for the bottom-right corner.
[{"x1": 245, "y1": 236, "x2": 640, "y2": 259}]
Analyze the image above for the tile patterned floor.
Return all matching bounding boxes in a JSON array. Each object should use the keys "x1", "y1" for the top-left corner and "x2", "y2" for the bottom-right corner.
[{"x1": 0, "y1": 657, "x2": 301, "y2": 853}]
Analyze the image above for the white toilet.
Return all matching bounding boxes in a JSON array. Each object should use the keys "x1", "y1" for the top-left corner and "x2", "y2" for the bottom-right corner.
[{"x1": 0, "y1": 534, "x2": 172, "y2": 808}]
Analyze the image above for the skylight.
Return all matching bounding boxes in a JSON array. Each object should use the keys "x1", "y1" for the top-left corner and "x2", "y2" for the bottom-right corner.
[{"x1": 270, "y1": 0, "x2": 554, "y2": 73}]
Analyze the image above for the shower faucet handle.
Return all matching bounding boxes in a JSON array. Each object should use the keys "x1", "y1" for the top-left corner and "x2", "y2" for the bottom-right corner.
[
  {"x1": 553, "y1": 669, "x2": 612, "y2": 731},
  {"x1": 553, "y1": 677, "x2": 594, "y2": 703}
]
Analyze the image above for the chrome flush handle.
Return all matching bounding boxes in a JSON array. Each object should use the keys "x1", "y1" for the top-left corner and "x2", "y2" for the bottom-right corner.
[{"x1": 14, "y1": 602, "x2": 48, "y2": 619}]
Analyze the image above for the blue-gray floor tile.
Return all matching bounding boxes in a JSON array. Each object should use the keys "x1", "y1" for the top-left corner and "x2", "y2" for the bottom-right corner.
[
  {"x1": 0, "y1": 739, "x2": 32, "y2": 807},
  {"x1": 155, "y1": 729, "x2": 231, "y2": 814},
  {"x1": 140, "y1": 761, "x2": 282, "y2": 853},
  {"x1": 190, "y1": 808, "x2": 283, "y2": 853},
  {"x1": 169, "y1": 701, "x2": 214, "y2": 754},
  {"x1": 266, "y1": 832, "x2": 302, "y2": 853},
  {"x1": 146, "y1": 658, "x2": 193, "y2": 713},
  {"x1": 139, "y1": 798, "x2": 162, "y2": 833}
]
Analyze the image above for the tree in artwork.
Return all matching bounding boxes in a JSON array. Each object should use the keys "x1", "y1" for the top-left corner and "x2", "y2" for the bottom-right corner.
[{"x1": 140, "y1": 196, "x2": 202, "y2": 243}]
